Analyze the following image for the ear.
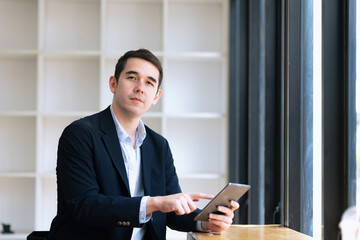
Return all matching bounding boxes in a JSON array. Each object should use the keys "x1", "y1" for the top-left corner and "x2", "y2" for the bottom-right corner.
[
  {"x1": 152, "y1": 89, "x2": 162, "y2": 105},
  {"x1": 109, "y1": 76, "x2": 117, "y2": 93}
]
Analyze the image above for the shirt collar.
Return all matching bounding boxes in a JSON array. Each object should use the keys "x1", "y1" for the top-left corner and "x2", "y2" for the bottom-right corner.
[{"x1": 110, "y1": 105, "x2": 147, "y2": 148}]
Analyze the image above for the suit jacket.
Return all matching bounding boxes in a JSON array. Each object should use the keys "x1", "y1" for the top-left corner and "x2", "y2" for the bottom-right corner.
[{"x1": 48, "y1": 107, "x2": 199, "y2": 240}]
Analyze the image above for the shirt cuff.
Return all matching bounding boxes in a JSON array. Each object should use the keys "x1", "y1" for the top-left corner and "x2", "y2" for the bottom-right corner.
[
  {"x1": 139, "y1": 196, "x2": 152, "y2": 224},
  {"x1": 197, "y1": 221, "x2": 209, "y2": 232},
  {"x1": 196, "y1": 221, "x2": 212, "y2": 233}
]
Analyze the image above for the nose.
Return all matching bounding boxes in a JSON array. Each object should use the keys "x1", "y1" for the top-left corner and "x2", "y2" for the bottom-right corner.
[{"x1": 134, "y1": 80, "x2": 145, "y2": 93}]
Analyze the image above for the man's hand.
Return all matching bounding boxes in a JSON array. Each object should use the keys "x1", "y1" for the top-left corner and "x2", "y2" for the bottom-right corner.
[
  {"x1": 201, "y1": 200, "x2": 239, "y2": 233},
  {"x1": 147, "y1": 193, "x2": 213, "y2": 215}
]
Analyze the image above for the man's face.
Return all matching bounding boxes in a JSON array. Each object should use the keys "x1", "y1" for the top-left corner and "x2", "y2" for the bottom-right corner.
[{"x1": 110, "y1": 57, "x2": 161, "y2": 119}]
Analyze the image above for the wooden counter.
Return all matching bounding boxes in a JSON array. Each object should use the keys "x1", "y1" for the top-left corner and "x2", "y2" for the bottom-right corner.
[{"x1": 187, "y1": 225, "x2": 314, "y2": 240}]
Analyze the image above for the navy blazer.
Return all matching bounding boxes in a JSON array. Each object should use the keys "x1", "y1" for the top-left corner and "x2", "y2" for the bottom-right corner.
[{"x1": 48, "y1": 107, "x2": 199, "y2": 240}]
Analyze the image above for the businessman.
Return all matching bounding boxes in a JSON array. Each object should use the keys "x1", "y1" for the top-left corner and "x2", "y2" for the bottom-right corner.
[{"x1": 48, "y1": 49, "x2": 239, "y2": 239}]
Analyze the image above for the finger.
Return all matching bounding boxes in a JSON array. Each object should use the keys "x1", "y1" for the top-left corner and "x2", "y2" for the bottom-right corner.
[
  {"x1": 215, "y1": 205, "x2": 234, "y2": 218},
  {"x1": 209, "y1": 213, "x2": 233, "y2": 226},
  {"x1": 181, "y1": 197, "x2": 192, "y2": 214},
  {"x1": 230, "y1": 200, "x2": 240, "y2": 211},
  {"x1": 183, "y1": 194, "x2": 198, "y2": 212},
  {"x1": 208, "y1": 218, "x2": 231, "y2": 231},
  {"x1": 187, "y1": 192, "x2": 214, "y2": 200},
  {"x1": 175, "y1": 202, "x2": 185, "y2": 215}
]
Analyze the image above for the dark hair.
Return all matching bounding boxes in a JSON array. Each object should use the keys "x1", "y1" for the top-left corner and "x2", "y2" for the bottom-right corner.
[{"x1": 114, "y1": 48, "x2": 163, "y2": 89}]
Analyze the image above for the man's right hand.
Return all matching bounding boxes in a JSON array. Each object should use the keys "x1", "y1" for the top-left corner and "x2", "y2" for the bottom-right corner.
[{"x1": 146, "y1": 193, "x2": 213, "y2": 215}]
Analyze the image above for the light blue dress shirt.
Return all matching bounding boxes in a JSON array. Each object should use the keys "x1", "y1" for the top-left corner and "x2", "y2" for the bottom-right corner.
[{"x1": 110, "y1": 105, "x2": 151, "y2": 240}]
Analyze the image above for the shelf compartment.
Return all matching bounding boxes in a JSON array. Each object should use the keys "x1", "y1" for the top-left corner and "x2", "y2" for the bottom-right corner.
[
  {"x1": 41, "y1": 56, "x2": 100, "y2": 112},
  {"x1": 0, "y1": 178, "x2": 35, "y2": 233},
  {"x1": 104, "y1": 1, "x2": 163, "y2": 51},
  {"x1": 165, "y1": 118, "x2": 226, "y2": 175},
  {"x1": 100, "y1": 57, "x2": 117, "y2": 109},
  {"x1": 36, "y1": 176, "x2": 57, "y2": 231},
  {"x1": 0, "y1": 232, "x2": 29, "y2": 240},
  {"x1": 39, "y1": 116, "x2": 81, "y2": 174},
  {"x1": 165, "y1": 58, "x2": 225, "y2": 113},
  {"x1": 0, "y1": 116, "x2": 36, "y2": 173},
  {"x1": 43, "y1": 0, "x2": 100, "y2": 50},
  {"x1": 166, "y1": 1, "x2": 224, "y2": 52},
  {"x1": 0, "y1": 0, "x2": 37, "y2": 50},
  {"x1": 142, "y1": 116, "x2": 162, "y2": 134},
  {"x1": 0, "y1": 56, "x2": 37, "y2": 111}
]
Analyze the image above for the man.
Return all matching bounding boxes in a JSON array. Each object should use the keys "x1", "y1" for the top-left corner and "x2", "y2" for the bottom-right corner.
[{"x1": 48, "y1": 49, "x2": 239, "y2": 240}]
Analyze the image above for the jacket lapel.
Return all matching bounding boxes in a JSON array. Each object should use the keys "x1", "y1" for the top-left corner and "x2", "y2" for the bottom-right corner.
[
  {"x1": 141, "y1": 135, "x2": 153, "y2": 196},
  {"x1": 99, "y1": 107, "x2": 130, "y2": 195}
]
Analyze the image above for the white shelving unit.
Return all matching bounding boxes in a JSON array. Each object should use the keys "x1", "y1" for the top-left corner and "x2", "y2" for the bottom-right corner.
[{"x1": 0, "y1": 0, "x2": 229, "y2": 239}]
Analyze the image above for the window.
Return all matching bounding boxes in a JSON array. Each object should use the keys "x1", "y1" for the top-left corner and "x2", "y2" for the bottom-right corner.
[
  {"x1": 356, "y1": 0, "x2": 360, "y2": 210},
  {"x1": 313, "y1": 0, "x2": 322, "y2": 238},
  {"x1": 229, "y1": 1, "x2": 357, "y2": 240}
]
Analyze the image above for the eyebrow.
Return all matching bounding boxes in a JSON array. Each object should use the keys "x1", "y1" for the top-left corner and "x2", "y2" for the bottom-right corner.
[{"x1": 125, "y1": 70, "x2": 158, "y2": 84}]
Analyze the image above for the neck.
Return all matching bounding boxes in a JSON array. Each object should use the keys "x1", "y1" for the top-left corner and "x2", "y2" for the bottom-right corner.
[{"x1": 112, "y1": 105, "x2": 140, "y2": 141}]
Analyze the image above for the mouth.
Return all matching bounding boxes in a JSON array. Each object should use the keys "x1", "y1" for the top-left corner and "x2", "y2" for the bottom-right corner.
[{"x1": 130, "y1": 96, "x2": 144, "y2": 103}]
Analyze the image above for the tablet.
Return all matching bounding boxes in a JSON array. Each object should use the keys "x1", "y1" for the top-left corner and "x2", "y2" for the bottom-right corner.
[{"x1": 194, "y1": 183, "x2": 250, "y2": 221}]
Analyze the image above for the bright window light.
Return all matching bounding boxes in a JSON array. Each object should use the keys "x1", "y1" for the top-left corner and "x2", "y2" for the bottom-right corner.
[
  {"x1": 313, "y1": 0, "x2": 322, "y2": 239},
  {"x1": 356, "y1": 0, "x2": 360, "y2": 220}
]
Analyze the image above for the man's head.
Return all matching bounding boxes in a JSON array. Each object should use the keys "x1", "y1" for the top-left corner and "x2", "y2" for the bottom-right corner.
[
  {"x1": 109, "y1": 49, "x2": 162, "y2": 120},
  {"x1": 114, "y1": 48, "x2": 163, "y2": 90}
]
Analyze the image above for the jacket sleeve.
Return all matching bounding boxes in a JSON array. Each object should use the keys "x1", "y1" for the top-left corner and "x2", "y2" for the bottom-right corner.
[{"x1": 56, "y1": 121, "x2": 142, "y2": 228}]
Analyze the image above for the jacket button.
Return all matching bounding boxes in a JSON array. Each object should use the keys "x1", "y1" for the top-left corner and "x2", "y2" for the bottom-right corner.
[
  {"x1": 126, "y1": 222, "x2": 130, "y2": 226},
  {"x1": 117, "y1": 221, "x2": 123, "y2": 226}
]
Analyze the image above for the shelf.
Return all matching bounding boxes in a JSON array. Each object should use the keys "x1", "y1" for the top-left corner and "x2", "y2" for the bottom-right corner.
[
  {"x1": 0, "y1": 1, "x2": 229, "y2": 238},
  {"x1": 40, "y1": 173, "x2": 56, "y2": 178},
  {"x1": 0, "y1": 0, "x2": 37, "y2": 50},
  {"x1": 0, "y1": 55, "x2": 37, "y2": 111},
  {"x1": 142, "y1": 117, "x2": 162, "y2": 134},
  {"x1": 104, "y1": 50, "x2": 165, "y2": 59},
  {"x1": 0, "y1": 172, "x2": 36, "y2": 178},
  {"x1": 165, "y1": 58, "x2": 225, "y2": 113},
  {"x1": 0, "y1": 178, "x2": 35, "y2": 234},
  {"x1": 0, "y1": 232, "x2": 30, "y2": 240},
  {"x1": 0, "y1": 116, "x2": 36, "y2": 172},
  {"x1": 0, "y1": 50, "x2": 38, "y2": 57},
  {"x1": 166, "y1": 118, "x2": 226, "y2": 175},
  {"x1": 43, "y1": 0, "x2": 100, "y2": 50},
  {"x1": 39, "y1": 116, "x2": 80, "y2": 174},
  {"x1": 166, "y1": 1, "x2": 224, "y2": 52},
  {"x1": 41, "y1": 56, "x2": 100, "y2": 112},
  {"x1": 40, "y1": 50, "x2": 101, "y2": 57},
  {"x1": 104, "y1": 1, "x2": 163, "y2": 51},
  {"x1": 37, "y1": 177, "x2": 57, "y2": 231},
  {"x1": 100, "y1": 57, "x2": 118, "y2": 109},
  {"x1": 40, "y1": 111, "x2": 95, "y2": 118},
  {"x1": 0, "y1": 111, "x2": 37, "y2": 117},
  {"x1": 165, "y1": 51, "x2": 225, "y2": 59}
]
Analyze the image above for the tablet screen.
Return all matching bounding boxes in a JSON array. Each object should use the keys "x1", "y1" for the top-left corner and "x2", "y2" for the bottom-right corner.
[{"x1": 194, "y1": 183, "x2": 250, "y2": 221}]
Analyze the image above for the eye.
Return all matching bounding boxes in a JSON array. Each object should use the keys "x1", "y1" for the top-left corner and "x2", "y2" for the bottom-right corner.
[
  {"x1": 127, "y1": 76, "x2": 136, "y2": 80},
  {"x1": 146, "y1": 81, "x2": 155, "y2": 87}
]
